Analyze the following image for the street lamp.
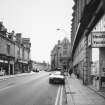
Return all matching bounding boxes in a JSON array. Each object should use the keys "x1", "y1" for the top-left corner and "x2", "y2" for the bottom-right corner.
[{"x1": 56, "y1": 28, "x2": 69, "y2": 37}]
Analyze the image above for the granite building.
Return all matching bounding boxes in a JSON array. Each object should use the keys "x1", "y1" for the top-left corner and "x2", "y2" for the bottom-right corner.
[
  {"x1": 0, "y1": 22, "x2": 31, "y2": 75},
  {"x1": 51, "y1": 38, "x2": 71, "y2": 72},
  {"x1": 71, "y1": 0, "x2": 105, "y2": 91}
]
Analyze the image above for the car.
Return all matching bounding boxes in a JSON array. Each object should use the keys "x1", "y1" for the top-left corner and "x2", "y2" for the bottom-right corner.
[
  {"x1": 49, "y1": 71, "x2": 65, "y2": 84},
  {"x1": 33, "y1": 69, "x2": 39, "y2": 72},
  {"x1": 55, "y1": 68, "x2": 62, "y2": 71},
  {"x1": 54, "y1": 68, "x2": 65, "y2": 76},
  {"x1": 35, "y1": 69, "x2": 39, "y2": 72}
]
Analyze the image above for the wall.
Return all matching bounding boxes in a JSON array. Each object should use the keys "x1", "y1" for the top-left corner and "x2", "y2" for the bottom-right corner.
[
  {"x1": 15, "y1": 44, "x2": 19, "y2": 59},
  {"x1": 24, "y1": 48, "x2": 29, "y2": 61},
  {"x1": 73, "y1": 36, "x2": 86, "y2": 66},
  {"x1": 0, "y1": 35, "x2": 15, "y2": 57}
]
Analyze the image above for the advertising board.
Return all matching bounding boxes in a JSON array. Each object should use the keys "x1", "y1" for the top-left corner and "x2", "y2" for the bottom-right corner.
[{"x1": 92, "y1": 32, "x2": 105, "y2": 47}]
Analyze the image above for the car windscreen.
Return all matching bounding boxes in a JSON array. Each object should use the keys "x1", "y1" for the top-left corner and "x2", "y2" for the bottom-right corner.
[{"x1": 54, "y1": 71, "x2": 61, "y2": 75}]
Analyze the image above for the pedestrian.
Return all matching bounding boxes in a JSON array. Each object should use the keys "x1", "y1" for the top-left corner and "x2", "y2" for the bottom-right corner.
[
  {"x1": 69, "y1": 68, "x2": 73, "y2": 77},
  {"x1": 76, "y1": 70, "x2": 79, "y2": 79}
]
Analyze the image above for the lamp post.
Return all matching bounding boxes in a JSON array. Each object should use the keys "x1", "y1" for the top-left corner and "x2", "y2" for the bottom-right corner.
[{"x1": 56, "y1": 28, "x2": 70, "y2": 39}]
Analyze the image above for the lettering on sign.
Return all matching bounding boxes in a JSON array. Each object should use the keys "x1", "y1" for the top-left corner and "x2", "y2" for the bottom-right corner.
[{"x1": 92, "y1": 32, "x2": 105, "y2": 47}]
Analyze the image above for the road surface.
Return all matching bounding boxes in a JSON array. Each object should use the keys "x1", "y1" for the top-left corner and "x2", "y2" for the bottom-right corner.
[{"x1": 0, "y1": 71, "x2": 65, "y2": 105}]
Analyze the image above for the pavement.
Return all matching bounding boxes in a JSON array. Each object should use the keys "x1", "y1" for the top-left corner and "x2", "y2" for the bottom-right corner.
[
  {"x1": 1, "y1": 72, "x2": 105, "y2": 105},
  {"x1": 65, "y1": 74, "x2": 105, "y2": 105},
  {"x1": 0, "y1": 71, "x2": 38, "y2": 81},
  {"x1": 0, "y1": 72, "x2": 30, "y2": 81}
]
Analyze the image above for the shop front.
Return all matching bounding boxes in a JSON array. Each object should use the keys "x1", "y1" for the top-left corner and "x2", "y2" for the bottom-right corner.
[
  {"x1": 90, "y1": 58, "x2": 100, "y2": 90},
  {"x1": 14, "y1": 59, "x2": 29, "y2": 74},
  {"x1": 89, "y1": 32, "x2": 105, "y2": 91},
  {"x1": 8, "y1": 56, "x2": 15, "y2": 75},
  {"x1": 18, "y1": 60, "x2": 29, "y2": 73},
  {"x1": 99, "y1": 48, "x2": 105, "y2": 90},
  {"x1": 0, "y1": 54, "x2": 9, "y2": 75},
  {"x1": 0, "y1": 54, "x2": 15, "y2": 75}
]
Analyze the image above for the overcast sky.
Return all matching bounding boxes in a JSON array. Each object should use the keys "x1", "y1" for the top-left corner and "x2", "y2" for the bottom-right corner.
[{"x1": 0, "y1": 0, "x2": 74, "y2": 63}]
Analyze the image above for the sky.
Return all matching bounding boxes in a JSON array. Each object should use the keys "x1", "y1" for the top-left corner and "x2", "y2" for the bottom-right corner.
[{"x1": 0, "y1": 0, "x2": 74, "y2": 63}]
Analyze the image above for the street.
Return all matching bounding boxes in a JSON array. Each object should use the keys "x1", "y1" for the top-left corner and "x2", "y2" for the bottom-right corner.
[{"x1": 0, "y1": 71, "x2": 65, "y2": 105}]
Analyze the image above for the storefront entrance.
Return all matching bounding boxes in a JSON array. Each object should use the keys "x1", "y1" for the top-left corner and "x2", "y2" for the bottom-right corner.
[{"x1": 91, "y1": 48, "x2": 105, "y2": 91}]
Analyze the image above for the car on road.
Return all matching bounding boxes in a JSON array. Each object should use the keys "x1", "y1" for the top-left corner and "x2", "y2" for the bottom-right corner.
[
  {"x1": 33, "y1": 69, "x2": 39, "y2": 72},
  {"x1": 49, "y1": 71, "x2": 65, "y2": 84}
]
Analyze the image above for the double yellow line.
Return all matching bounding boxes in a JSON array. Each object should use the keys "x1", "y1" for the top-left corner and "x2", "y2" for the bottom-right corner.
[{"x1": 55, "y1": 85, "x2": 63, "y2": 105}]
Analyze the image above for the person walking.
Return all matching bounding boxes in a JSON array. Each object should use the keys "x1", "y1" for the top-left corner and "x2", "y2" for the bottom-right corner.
[
  {"x1": 69, "y1": 68, "x2": 73, "y2": 77},
  {"x1": 76, "y1": 70, "x2": 79, "y2": 79}
]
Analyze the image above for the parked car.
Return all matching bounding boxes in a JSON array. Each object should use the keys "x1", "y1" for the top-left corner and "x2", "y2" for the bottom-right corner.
[
  {"x1": 36, "y1": 69, "x2": 39, "y2": 72},
  {"x1": 33, "y1": 69, "x2": 39, "y2": 72},
  {"x1": 54, "y1": 68, "x2": 64, "y2": 76},
  {"x1": 55, "y1": 68, "x2": 62, "y2": 71},
  {"x1": 49, "y1": 71, "x2": 65, "y2": 84}
]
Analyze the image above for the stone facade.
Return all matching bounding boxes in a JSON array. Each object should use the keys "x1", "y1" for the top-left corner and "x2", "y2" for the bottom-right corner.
[
  {"x1": 0, "y1": 23, "x2": 31, "y2": 75},
  {"x1": 71, "y1": 0, "x2": 105, "y2": 87},
  {"x1": 51, "y1": 38, "x2": 71, "y2": 71}
]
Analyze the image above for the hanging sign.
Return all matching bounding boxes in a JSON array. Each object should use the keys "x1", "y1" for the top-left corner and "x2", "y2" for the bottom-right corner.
[{"x1": 92, "y1": 32, "x2": 105, "y2": 47}]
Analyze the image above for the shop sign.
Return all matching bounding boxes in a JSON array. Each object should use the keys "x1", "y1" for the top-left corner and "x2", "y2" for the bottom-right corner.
[{"x1": 92, "y1": 32, "x2": 105, "y2": 47}]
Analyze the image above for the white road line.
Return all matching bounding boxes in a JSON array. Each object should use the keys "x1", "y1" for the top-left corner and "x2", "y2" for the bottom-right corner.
[
  {"x1": 55, "y1": 86, "x2": 61, "y2": 105},
  {"x1": 60, "y1": 85, "x2": 63, "y2": 105}
]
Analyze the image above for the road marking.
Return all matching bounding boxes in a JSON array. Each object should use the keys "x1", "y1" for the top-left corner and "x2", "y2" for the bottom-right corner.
[
  {"x1": 59, "y1": 85, "x2": 63, "y2": 105},
  {"x1": 55, "y1": 86, "x2": 61, "y2": 105}
]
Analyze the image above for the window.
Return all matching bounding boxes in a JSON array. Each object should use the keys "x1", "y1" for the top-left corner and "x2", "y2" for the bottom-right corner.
[
  {"x1": 7, "y1": 44, "x2": 10, "y2": 55},
  {"x1": 63, "y1": 50, "x2": 67, "y2": 55}
]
